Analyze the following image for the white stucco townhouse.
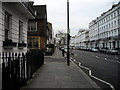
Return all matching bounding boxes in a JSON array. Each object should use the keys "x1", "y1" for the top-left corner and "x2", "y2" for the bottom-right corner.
[
  {"x1": 0, "y1": 1, "x2": 35, "y2": 53},
  {"x1": 0, "y1": 1, "x2": 35, "y2": 89},
  {"x1": 88, "y1": 2, "x2": 120, "y2": 50}
]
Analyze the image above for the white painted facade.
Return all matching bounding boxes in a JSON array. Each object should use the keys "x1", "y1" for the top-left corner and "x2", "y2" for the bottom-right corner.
[
  {"x1": 70, "y1": 36, "x2": 75, "y2": 47},
  {"x1": 0, "y1": 1, "x2": 2, "y2": 89},
  {"x1": 70, "y1": 30, "x2": 88, "y2": 49},
  {"x1": 0, "y1": 2, "x2": 34, "y2": 53},
  {"x1": 0, "y1": 2, "x2": 35, "y2": 89},
  {"x1": 88, "y1": 2, "x2": 120, "y2": 49},
  {"x1": 70, "y1": 2, "x2": 120, "y2": 50},
  {"x1": 0, "y1": 1, "x2": 2, "y2": 52}
]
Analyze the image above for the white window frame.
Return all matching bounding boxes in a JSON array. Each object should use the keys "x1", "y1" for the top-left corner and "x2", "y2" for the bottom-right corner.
[{"x1": 28, "y1": 21, "x2": 37, "y2": 31}]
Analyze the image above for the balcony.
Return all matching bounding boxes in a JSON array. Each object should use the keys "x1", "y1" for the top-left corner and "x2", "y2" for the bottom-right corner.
[
  {"x1": 3, "y1": 39, "x2": 17, "y2": 48},
  {"x1": 18, "y1": 42, "x2": 27, "y2": 48},
  {"x1": 2, "y1": 2, "x2": 35, "y2": 19},
  {"x1": 22, "y1": 1, "x2": 35, "y2": 17}
]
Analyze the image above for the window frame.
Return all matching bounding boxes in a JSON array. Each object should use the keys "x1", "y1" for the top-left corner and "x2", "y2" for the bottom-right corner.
[{"x1": 4, "y1": 11, "x2": 12, "y2": 40}]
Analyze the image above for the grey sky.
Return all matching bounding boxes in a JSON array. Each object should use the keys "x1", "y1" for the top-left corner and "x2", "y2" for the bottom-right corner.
[{"x1": 33, "y1": 0, "x2": 119, "y2": 36}]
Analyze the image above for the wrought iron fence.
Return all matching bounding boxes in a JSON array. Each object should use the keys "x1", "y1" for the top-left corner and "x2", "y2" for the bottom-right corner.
[{"x1": 0, "y1": 51, "x2": 44, "y2": 90}]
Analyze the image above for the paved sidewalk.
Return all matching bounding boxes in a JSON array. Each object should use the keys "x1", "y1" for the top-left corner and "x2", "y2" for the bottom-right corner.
[{"x1": 21, "y1": 48, "x2": 100, "y2": 89}]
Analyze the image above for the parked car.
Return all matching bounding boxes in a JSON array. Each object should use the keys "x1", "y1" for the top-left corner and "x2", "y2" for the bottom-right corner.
[
  {"x1": 107, "y1": 48, "x2": 118, "y2": 55},
  {"x1": 87, "y1": 47, "x2": 92, "y2": 51},
  {"x1": 100, "y1": 47, "x2": 109, "y2": 53},
  {"x1": 116, "y1": 48, "x2": 120, "y2": 54},
  {"x1": 91, "y1": 48, "x2": 99, "y2": 52}
]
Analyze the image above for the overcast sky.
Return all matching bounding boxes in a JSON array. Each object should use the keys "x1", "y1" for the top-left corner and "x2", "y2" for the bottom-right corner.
[{"x1": 33, "y1": 0, "x2": 119, "y2": 36}]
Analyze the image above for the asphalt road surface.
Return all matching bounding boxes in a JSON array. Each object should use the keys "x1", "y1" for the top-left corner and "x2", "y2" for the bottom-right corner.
[{"x1": 71, "y1": 50, "x2": 120, "y2": 90}]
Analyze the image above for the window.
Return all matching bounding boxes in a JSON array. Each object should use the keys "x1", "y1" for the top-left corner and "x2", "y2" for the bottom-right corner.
[
  {"x1": 118, "y1": 19, "x2": 119, "y2": 25},
  {"x1": 109, "y1": 23, "x2": 110, "y2": 28},
  {"x1": 117, "y1": 10, "x2": 119, "y2": 15},
  {"x1": 28, "y1": 37, "x2": 38, "y2": 48},
  {"x1": 114, "y1": 12, "x2": 116, "y2": 17},
  {"x1": 19, "y1": 21, "x2": 23, "y2": 43},
  {"x1": 111, "y1": 14, "x2": 113, "y2": 19},
  {"x1": 28, "y1": 21, "x2": 37, "y2": 31},
  {"x1": 114, "y1": 29, "x2": 116, "y2": 35},
  {"x1": 106, "y1": 25, "x2": 108, "y2": 29},
  {"x1": 106, "y1": 17, "x2": 107, "y2": 21},
  {"x1": 35, "y1": 10, "x2": 39, "y2": 16},
  {"x1": 114, "y1": 21, "x2": 116, "y2": 26},
  {"x1": 104, "y1": 26, "x2": 105, "y2": 30},
  {"x1": 111, "y1": 22, "x2": 113, "y2": 27},
  {"x1": 108, "y1": 15, "x2": 110, "y2": 20},
  {"x1": 4, "y1": 11, "x2": 12, "y2": 40}
]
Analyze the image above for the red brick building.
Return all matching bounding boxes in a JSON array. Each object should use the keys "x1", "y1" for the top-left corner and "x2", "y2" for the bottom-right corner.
[{"x1": 27, "y1": 5, "x2": 48, "y2": 50}]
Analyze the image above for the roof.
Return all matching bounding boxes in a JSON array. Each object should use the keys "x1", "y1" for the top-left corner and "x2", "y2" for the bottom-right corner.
[{"x1": 33, "y1": 5, "x2": 47, "y2": 19}]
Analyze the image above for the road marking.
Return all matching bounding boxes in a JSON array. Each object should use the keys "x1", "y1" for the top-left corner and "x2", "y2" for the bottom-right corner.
[
  {"x1": 74, "y1": 59, "x2": 76, "y2": 61},
  {"x1": 70, "y1": 58, "x2": 115, "y2": 90},
  {"x1": 101, "y1": 57, "x2": 120, "y2": 64},
  {"x1": 89, "y1": 70, "x2": 92, "y2": 75},
  {"x1": 117, "y1": 61, "x2": 120, "y2": 64},
  {"x1": 109, "y1": 59, "x2": 120, "y2": 64},
  {"x1": 79, "y1": 62, "x2": 81, "y2": 66},
  {"x1": 105, "y1": 58, "x2": 107, "y2": 60},
  {"x1": 104, "y1": 58, "x2": 120, "y2": 64},
  {"x1": 115, "y1": 57, "x2": 118, "y2": 59},
  {"x1": 96, "y1": 56, "x2": 98, "y2": 58}
]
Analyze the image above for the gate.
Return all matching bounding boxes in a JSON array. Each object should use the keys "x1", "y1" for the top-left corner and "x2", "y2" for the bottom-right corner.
[{"x1": 1, "y1": 51, "x2": 44, "y2": 90}]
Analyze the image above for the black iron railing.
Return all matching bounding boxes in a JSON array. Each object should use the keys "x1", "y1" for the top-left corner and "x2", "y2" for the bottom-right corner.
[{"x1": 1, "y1": 51, "x2": 44, "y2": 90}]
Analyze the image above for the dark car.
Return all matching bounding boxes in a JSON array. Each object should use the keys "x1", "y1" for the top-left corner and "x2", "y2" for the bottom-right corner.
[
  {"x1": 107, "y1": 48, "x2": 118, "y2": 55},
  {"x1": 115, "y1": 48, "x2": 120, "y2": 54},
  {"x1": 100, "y1": 47, "x2": 109, "y2": 53}
]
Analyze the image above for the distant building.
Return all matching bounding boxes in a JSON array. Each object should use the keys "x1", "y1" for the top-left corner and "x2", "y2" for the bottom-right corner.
[
  {"x1": 88, "y1": 2, "x2": 120, "y2": 49},
  {"x1": 27, "y1": 5, "x2": 48, "y2": 50},
  {"x1": 70, "y1": 29, "x2": 88, "y2": 49},
  {"x1": 47, "y1": 22, "x2": 54, "y2": 45},
  {"x1": 0, "y1": 1, "x2": 35, "y2": 53},
  {"x1": 70, "y1": 36, "x2": 75, "y2": 47},
  {"x1": 55, "y1": 33, "x2": 67, "y2": 46}
]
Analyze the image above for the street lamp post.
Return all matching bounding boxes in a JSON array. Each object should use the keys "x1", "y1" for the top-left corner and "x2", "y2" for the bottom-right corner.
[{"x1": 67, "y1": 0, "x2": 70, "y2": 66}]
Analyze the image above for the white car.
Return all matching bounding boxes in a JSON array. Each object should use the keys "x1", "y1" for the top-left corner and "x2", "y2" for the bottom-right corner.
[{"x1": 91, "y1": 48, "x2": 98, "y2": 52}]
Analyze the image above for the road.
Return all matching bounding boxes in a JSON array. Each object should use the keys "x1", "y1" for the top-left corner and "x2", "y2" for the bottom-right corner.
[{"x1": 71, "y1": 50, "x2": 120, "y2": 90}]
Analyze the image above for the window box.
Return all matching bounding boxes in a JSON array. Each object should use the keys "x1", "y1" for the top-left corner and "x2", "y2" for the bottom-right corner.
[
  {"x1": 3, "y1": 39, "x2": 17, "y2": 48},
  {"x1": 18, "y1": 42, "x2": 27, "y2": 48}
]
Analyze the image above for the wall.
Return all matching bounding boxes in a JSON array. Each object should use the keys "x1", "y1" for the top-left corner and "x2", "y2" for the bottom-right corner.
[
  {"x1": 40, "y1": 36, "x2": 46, "y2": 49},
  {"x1": 2, "y1": 3, "x2": 28, "y2": 52},
  {"x1": 0, "y1": 1, "x2": 2, "y2": 53},
  {"x1": 0, "y1": 1, "x2": 2, "y2": 90}
]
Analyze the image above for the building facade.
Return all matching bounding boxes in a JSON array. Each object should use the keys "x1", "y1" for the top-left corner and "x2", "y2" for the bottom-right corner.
[
  {"x1": 47, "y1": 22, "x2": 54, "y2": 45},
  {"x1": 27, "y1": 5, "x2": 48, "y2": 50},
  {"x1": 88, "y1": 2, "x2": 120, "y2": 50},
  {"x1": 55, "y1": 33, "x2": 67, "y2": 47},
  {"x1": 70, "y1": 29, "x2": 88, "y2": 49},
  {"x1": 0, "y1": 2, "x2": 34, "y2": 53},
  {"x1": 0, "y1": 1, "x2": 35, "y2": 89}
]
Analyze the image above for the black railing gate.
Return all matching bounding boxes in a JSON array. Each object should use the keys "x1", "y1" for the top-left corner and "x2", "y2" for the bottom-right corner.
[{"x1": 1, "y1": 51, "x2": 44, "y2": 90}]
